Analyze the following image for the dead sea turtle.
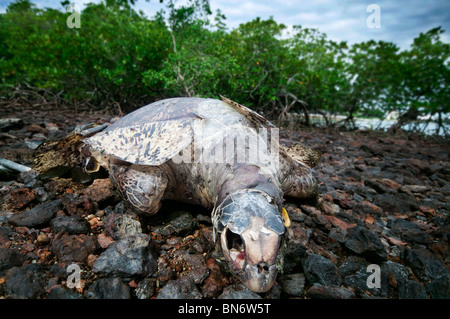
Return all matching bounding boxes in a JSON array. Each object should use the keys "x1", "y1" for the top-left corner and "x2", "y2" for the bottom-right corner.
[{"x1": 77, "y1": 97, "x2": 321, "y2": 292}]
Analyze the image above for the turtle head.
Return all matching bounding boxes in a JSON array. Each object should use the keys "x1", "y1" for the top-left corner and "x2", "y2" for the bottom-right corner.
[{"x1": 215, "y1": 191, "x2": 285, "y2": 293}]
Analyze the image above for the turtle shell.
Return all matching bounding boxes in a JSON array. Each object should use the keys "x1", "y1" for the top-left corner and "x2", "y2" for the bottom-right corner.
[{"x1": 84, "y1": 97, "x2": 264, "y2": 166}]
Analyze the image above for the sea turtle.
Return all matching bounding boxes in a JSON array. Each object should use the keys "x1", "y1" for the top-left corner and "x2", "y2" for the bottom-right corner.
[{"x1": 77, "y1": 97, "x2": 320, "y2": 292}]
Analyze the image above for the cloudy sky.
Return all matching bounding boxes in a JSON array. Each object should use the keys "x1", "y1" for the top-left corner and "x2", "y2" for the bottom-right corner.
[{"x1": 1, "y1": 0, "x2": 449, "y2": 50}]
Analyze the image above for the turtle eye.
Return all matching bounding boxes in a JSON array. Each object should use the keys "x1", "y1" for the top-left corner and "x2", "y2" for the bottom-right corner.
[{"x1": 82, "y1": 158, "x2": 99, "y2": 173}]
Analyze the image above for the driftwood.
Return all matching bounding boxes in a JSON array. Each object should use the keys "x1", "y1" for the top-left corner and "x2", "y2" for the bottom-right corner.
[{"x1": 0, "y1": 158, "x2": 31, "y2": 180}]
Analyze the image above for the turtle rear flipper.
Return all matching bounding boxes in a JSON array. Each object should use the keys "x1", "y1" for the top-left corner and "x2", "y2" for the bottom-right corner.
[
  {"x1": 279, "y1": 143, "x2": 321, "y2": 199},
  {"x1": 283, "y1": 143, "x2": 321, "y2": 168},
  {"x1": 33, "y1": 123, "x2": 108, "y2": 175}
]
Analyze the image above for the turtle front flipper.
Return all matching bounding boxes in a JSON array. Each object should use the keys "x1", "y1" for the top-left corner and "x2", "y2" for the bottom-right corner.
[{"x1": 109, "y1": 164, "x2": 168, "y2": 215}]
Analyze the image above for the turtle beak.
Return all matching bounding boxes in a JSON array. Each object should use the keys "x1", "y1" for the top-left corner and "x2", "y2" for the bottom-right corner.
[{"x1": 220, "y1": 216, "x2": 282, "y2": 293}]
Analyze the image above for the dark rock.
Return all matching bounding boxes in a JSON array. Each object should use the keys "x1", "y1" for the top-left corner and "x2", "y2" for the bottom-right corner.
[
  {"x1": 282, "y1": 240, "x2": 307, "y2": 274},
  {"x1": 151, "y1": 211, "x2": 198, "y2": 237},
  {"x1": 47, "y1": 285, "x2": 84, "y2": 299},
  {"x1": 302, "y1": 253, "x2": 341, "y2": 286},
  {"x1": 8, "y1": 199, "x2": 62, "y2": 228},
  {"x1": 426, "y1": 274, "x2": 450, "y2": 299},
  {"x1": 338, "y1": 256, "x2": 367, "y2": 277},
  {"x1": 342, "y1": 267, "x2": 389, "y2": 298},
  {"x1": 87, "y1": 277, "x2": 131, "y2": 299},
  {"x1": 217, "y1": 284, "x2": 262, "y2": 299},
  {"x1": 403, "y1": 248, "x2": 449, "y2": 282},
  {"x1": 306, "y1": 284, "x2": 356, "y2": 299},
  {"x1": 61, "y1": 193, "x2": 97, "y2": 216},
  {"x1": 344, "y1": 226, "x2": 387, "y2": 262},
  {"x1": 51, "y1": 234, "x2": 97, "y2": 263},
  {"x1": 5, "y1": 264, "x2": 46, "y2": 299},
  {"x1": 373, "y1": 193, "x2": 418, "y2": 215},
  {"x1": 93, "y1": 234, "x2": 157, "y2": 277},
  {"x1": 280, "y1": 273, "x2": 305, "y2": 297},
  {"x1": 50, "y1": 215, "x2": 90, "y2": 235},
  {"x1": 397, "y1": 279, "x2": 427, "y2": 299},
  {"x1": 157, "y1": 276, "x2": 202, "y2": 299},
  {"x1": 364, "y1": 179, "x2": 395, "y2": 194},
  {"x1": 0, "y1": 248, "x2": 26, "y2": 275},
  {"x1": 387, "y1": 218, "x2": 428, "y2": 244}
]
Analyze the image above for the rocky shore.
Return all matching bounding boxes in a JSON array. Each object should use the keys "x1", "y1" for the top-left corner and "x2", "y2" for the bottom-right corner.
[{"x1": 0, "y1": 104, "x2": 449, "y2": 299}]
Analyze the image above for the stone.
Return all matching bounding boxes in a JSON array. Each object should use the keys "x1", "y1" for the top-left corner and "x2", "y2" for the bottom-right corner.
[
  {"x1": 87, "y1": 277, "x2": 131, "y2": 299},
  {"x1": 50, "y1": 215, "x2": 90, "y2": 235},
  {"x1": 218, "y1": 284, "x2": 262, "y2": 299},
  {"x1": 7, "y1": 188, "x2": 36, "y2": 209},
  {"x1": 306, "y1": 284, "x2": 356, "y2": 299},
  {"x1": 176, "y1": 251, "x2": 209, "y2": 284},
  {"x1": 397, "y1": 279, "x2": 427, "y2": 299},
  {"x1": 151, "y1": 211, "x2": 198, "y2": 237},
  {"x1": 51, "y1": 234, "x2": 97, "y2": 263},
  {"x1": 61, "y1": 193, "x2": 97, "y2": 217},
  {"x1": 104, "y1": 213, "x2": 142, "y2": 240},
  {"x1": 0, "y1": 248, "x2": 26, "y2": 275},
  {"x1": 47, "y1": 285, "x2": 84, "y2": 299},
  {"x1": 344, "y1": 226, "x2": 387, "y2": 262},
  {"x1": 84, "y1": 178, "x2": 116, "y2": 203},
  {"x1": 201, "y1": 258, "x2": 229, "y2": 298},
  {"x1": 302, "y1": 253, "x2": 341, "y2": 286},
  {"x1": 5, "y1": 264, "x2": 46, "y2": 299},
  {"x1": 279, "y1": 273, "x2": 305, "y2": 297},
  {"x1": 156, "y1": 276, "x2": 202, "y2": 299},
  {"x1": 426, "y1": 274, "x2": 450, "y2": 299},
  {"x1": 403, "y1": 248, "x2": 449, "y2": 282},
  {"x1": 93, "y1": 234, "x2": 157, "y2": 277},
  {"x1": 373, "y1": 193, "x2": 418, "y2": 215},
  {"x1": 387, "y1": 218, "x2": 428, "y2": 244},
  {"x1": 8, "y1": 199, "x2": 62, "y2": 228},
  {"x1": 135, "y1": 278, "x2": 156, "y2": 299}
]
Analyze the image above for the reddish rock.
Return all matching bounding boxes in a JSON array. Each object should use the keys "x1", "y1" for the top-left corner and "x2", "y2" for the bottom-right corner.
[
  {"x1": 51, "y1": 234, "x2": 97, "y2": 263},
  {"x1": 84, "y1": 178, "x2": 116, "y2": 203},
  {"x1": 7, "y1": 188, "x2": 35, "y2": 209}
]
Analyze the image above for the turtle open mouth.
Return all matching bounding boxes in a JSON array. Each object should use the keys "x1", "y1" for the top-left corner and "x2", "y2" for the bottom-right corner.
[{"x1": 225, "y1": 229, "x2": 246, "y2": 270}]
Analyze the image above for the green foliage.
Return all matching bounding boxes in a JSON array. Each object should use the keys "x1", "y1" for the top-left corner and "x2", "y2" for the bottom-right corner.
[{"x1": 0, "y1": 0, "x2": 448, "y2": 133}]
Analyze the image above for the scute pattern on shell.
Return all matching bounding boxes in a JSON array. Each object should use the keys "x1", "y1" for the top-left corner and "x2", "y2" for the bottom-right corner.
[{"x1": 85, "y1": 118, "x2": 194, "y2": 166}]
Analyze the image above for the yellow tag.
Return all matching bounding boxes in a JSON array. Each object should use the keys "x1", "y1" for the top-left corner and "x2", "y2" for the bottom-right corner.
[{"x1": 282, "y1": 207, "x2": 291, "y2": 227}]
